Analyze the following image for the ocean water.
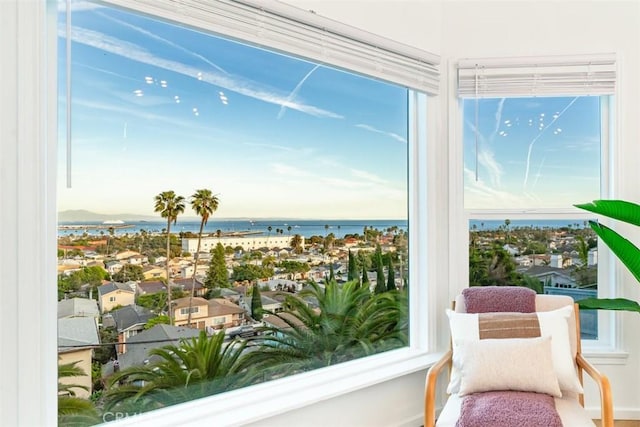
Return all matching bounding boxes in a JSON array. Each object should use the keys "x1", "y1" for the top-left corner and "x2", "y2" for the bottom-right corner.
[
  {"x1": 468, "y1": 219, "x2": 592, "y2": 231},
  {"x1": 58, "y1": 219, "x2": 408, "y2": 239}
]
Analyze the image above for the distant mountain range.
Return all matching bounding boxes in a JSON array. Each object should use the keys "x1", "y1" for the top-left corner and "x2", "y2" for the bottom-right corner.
[{"x1": 58, "y1": 209, "x2": 168, "y2": 222}]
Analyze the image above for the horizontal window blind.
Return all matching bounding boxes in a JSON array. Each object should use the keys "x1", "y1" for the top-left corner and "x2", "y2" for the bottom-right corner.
[
  {"x1": 100, "y1": 0, "x2": 440, "y2": 94},
  {"x1": 458, "y1": 53, "x2": 616, "y2": 98}
]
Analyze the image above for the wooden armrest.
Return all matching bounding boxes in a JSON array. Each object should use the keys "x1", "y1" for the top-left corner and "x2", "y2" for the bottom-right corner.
[
  {"x1": 576, "y1": 353, "x2": 614, "y2": 427},
  {"x1": 424, "y1": 350, "x2": 452, "y2": 427}
]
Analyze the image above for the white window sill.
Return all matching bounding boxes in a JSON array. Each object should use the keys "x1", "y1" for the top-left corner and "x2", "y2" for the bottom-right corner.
[
  {"x1": 100, "y1": 347, "x2": 442, "y2": 426},
  {"x1": 582, "y1": 343, "x2": 629, "y2": 365}
]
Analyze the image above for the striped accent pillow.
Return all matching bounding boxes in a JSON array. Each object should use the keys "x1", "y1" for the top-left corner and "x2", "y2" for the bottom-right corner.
[
  {"x1": 446, "y1": 305, "x2": 583, "y2": 395},
  {"x1": 478, "y1": 312, "x2": 540, "y2": 339}
]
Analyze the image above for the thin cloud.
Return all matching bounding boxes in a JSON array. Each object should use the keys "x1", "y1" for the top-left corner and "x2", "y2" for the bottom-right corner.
[
  {"x1": 58, "y1": 0, "x2": 102, "y2": 12},
  {"x1": 356, "y1": 124, "x2": 406, "y2": 143},
  {"x1": 321, "y1": 177, "x2": 372, "y2": 190},
  {"x1": 244, "y1": 142, "x2": 296, "y2": 152},
  {"x1": 270, "y1": 163, "x2": 311, "y2": 178},
  {"x1": 477, "y1": 148, "x2": 504, "y2": 189},
  {"x1": 70, "y1": 98, "x2": 199, "y2": 129},
  {"x1": 61, "y1": 26, "x2": 343, "y2": 119},
  {"x1": 465, "y1": 119, "x2": 504, "y2": 189},
  {"x1": 463, "y1": 166, "x2": 535, "y2": 208},
  {"x1": 350, "y1": 169, "x2": 388, "y2": 185}
]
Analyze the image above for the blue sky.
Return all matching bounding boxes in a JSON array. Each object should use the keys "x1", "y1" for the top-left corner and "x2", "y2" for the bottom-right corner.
[
  {"x1": 463, "y1": 96, "x2": 602, "y2": 209},
  {"x1": 57, "y1": 1, "x2": 408, "y2": 220}
]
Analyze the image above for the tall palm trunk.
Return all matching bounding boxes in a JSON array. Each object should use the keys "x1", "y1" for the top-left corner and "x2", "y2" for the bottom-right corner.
[
  {"x1": 166, "y1": 218, "x2": 173, "y2": 325},
  {"x1": 187, "y1": 219, "x2": 205, "y2": 326}
]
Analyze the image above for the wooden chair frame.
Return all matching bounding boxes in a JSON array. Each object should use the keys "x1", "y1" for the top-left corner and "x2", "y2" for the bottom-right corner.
[{"x1": 424, "y1": 303, "x2": 613, "y2": 427}]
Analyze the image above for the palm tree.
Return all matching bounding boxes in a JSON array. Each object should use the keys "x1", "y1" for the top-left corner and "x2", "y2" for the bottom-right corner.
[
  {"x1": 58, "y1": 360, "x2": 100, "y2": 425},
  {"x1": 154, "y1": 190, "x2": 185, "y2": 325},
  {"x1": 106, "y1": 226, "x2": 115, "y2": 256},
  {"x1": 103, "y1": 331, "x2": 254, "y2": 413},
  {"x1": 290, "y1": 234, "x2": 303, "y2": 254},
  {"x1": 504, "y1": 218, "x2": 511, "y2": 244},
  {"x1": 188, "y1": 189, "x2": 219, "y2": 326},
  {"x1": 245, "y1": 280, "x2": 407, "y2": 375}
]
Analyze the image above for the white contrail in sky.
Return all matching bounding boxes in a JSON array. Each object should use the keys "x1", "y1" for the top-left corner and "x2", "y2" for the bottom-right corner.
[
  {"x1": 490, "y1": 98, "x2": 506, "y2": 141},
  {"x1": 62, "y1": 26, "x2": 342, "y2": 119},
  {"x1": 522, "y1": 97, "x2": 578, "y2": 188},
  {"x1": 356, "y1": 124, "x2": 406, "y2": 143},
  {"x1": 277, "y1": 64, "x2": 320, "y2": 119},
  {"x1": 532, "y1": 156, "x2": 545, "y2": 189},
  {"x1": 95, "y1": 11, "x2": 228, "y2": 75}
]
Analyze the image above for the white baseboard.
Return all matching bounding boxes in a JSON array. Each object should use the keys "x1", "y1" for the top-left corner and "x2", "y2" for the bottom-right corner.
[
  {"x1": 587, "y1": 407, "x2": 640, "y2": 420},
  {"x1": 394, "y1": 413, "x2": 423, "y2": 427}
]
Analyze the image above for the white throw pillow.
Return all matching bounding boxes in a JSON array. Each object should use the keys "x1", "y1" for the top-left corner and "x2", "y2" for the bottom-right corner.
[
  {"x1": 447, "y1": 305, "x2": 583, "y2": 395},
  {"x1": 455, "y1": 336, "x2": 562, "y2": 397}
]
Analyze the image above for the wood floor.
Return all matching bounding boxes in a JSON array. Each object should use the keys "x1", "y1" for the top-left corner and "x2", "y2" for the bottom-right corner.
[{"x1": 594, "y1": 421, "x2": 640, "y2": 427}]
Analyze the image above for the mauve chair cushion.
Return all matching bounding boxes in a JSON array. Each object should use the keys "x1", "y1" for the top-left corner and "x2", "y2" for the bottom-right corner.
[{"x1": 462, "y1": 286, "x2": 536, "y2": 313}]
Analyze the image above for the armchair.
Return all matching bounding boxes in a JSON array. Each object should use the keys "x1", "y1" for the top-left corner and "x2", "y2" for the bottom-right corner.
[{"x1": 424, "y1": 292, "x2": 613, "y2": 427}]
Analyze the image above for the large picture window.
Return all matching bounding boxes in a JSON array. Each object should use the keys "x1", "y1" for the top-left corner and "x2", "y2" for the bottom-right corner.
[{"x1": 56, "y1": 1, "x2": 435, "y2": 424}]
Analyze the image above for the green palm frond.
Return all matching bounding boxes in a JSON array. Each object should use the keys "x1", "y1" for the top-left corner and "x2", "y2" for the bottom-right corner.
[
  {"x1": 587, "y1": 221, "x2": 640, "y2": 284},
  {"x1": 57, "y1": 396, "x2": 98, "y2": 416},
  {"x1": 578, "y1": 298, "x2": 640, "y2": 313},
  {"x1": 574, "y1": 200, "x2": 640, "y2": 227},
  {"x1": 104, "y1": 331, "x2": 253, "y2": 412},
  {"x1": 245, "y1": 280, "x2": 407, "y2": 373},
  {"x1": 58, "y1": 360, "x2": 90, "y2": 397},
  {"x1": 575, "y1": 199, "x2": 640, "y2": 313}
]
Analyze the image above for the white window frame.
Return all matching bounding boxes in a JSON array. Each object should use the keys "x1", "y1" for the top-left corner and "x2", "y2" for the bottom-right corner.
[
  {"x1": 448, "y1": 56, "x2": 626, "y2": 357},
  {"x1": 0, "y1": 2, "x2": 444, "y2": 426}
]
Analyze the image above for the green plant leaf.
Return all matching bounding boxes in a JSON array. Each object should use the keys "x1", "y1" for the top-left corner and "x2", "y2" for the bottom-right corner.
[
  {"x1": 578, "y1": 298, "x2": 640, "y2": 313},
  {"x1": 575, "y1": 199, "x2": 640, "y2": 227},
  {"x1": 587, "y1": 221, "x2": 640, "y2": 285}
]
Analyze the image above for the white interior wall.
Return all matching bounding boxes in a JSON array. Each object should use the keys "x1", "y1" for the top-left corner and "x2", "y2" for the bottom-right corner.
[{"x1": 2, "y1": 1, "x2": 638, "y2": 425}]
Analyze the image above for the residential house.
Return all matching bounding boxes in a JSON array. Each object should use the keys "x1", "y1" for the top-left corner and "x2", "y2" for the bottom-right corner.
[
  {"x1": 173, "y1": 277, "x2": 207, "y2": 297},
  {"x1": 97, "y1": 282, "x2": 136, "y2": 313},
  {"x1": 115, "y1": 250, "x2": 142, "y2": 261},
  {"x1": 172, "y1": 297, "x2": 246, "y2": 330},
  {"x1": 57, "y1": 297, "x2": 99, "y2": 319},
  {"x1": 523, "y1": 265, "x2": 576, "y2": 289},
  {"x1": 218, "y1": 288, "x2": 242, "y2": 304},
  {"x1": 257, "y1": 279, "x2": 301, "y2": 292},
  {"x1": 260, "y1": 294, "x2": 283, "y2": 314},
  {"x1": 57, "y1": 317, "x2": 100, "y2": 399},
  {"x1": 104, "y1": 260, "x2": 123, "y2": 276},
  {"x1": 102, "y1": 304, "x2": 155, "y2": 354},
  {"x1": 116, "y1": 324, "x2": 201, "y2": 370},
  {"x1": 142, "y1": 265, "x2": 167, "y2": 280},
  {"x1": 124, "y1": 253, "x2": 148, "y2": 266},
  {"x1": 137, "y1": 280, "x2": 167, "y2": 296},
  {"x1": 180, "y1": 264, "x2": 208, "y2": 279}
]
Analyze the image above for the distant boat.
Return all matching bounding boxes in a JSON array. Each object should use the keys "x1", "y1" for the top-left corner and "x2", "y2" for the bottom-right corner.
[{"x1": 103, "y1": 220, "x2": 125, "y2": 225}]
